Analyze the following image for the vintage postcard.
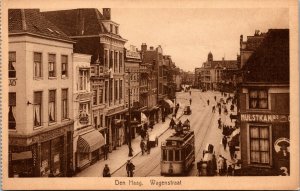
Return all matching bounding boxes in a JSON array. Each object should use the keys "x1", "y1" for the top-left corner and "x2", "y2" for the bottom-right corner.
[{"x1": 1, "y1": 0, "x2": 299, "y2": 190}]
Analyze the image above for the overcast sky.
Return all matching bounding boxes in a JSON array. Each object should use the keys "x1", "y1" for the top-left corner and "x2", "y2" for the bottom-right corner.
[{"x1": 109, "y1": 8, "x2": 289, "y2": 72}]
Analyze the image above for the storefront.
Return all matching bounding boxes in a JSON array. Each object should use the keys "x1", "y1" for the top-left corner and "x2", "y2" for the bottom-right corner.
[
  {"x1": 76, "y1": 129, "x2": 105, "y2": 170},
  {"x1": 9, "y1": 122, "x2": 73, "y2": 177}
]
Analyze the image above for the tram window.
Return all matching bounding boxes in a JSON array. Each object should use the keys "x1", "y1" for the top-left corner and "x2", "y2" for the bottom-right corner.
[
  {"x1": 169, "y1": 150, "x2": 174, "y2": 161},
  {"x1": 175, "y1": 150, "x2": 180, "y2": 161},
  {"x1": 162, "y1": 150, "x2": 167, "y2": 160}
]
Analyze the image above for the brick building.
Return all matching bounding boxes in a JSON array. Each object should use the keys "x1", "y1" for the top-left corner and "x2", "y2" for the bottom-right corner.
[{"x1": 238, "y1": 29, "x2": 290, "y2": 176}]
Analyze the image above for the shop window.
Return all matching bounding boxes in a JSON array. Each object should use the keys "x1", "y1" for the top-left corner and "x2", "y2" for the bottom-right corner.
[
  {"x1": 34, "y1": 52, "x2": 42, "y2": 78},
  {"x1": 61, "y1": 55, "x2": 68, "y2": 78},
  {"x1": 49, "y1": 90, "x2": 56, "y2": 123},
  {"x1": 62, "y1": 89, "x2": 68, "y2": 120},
  {"x1": 9, "y1": 52, "x2": 16, "y2": 78},
  {"x1": 249, "y1": 89, "x2": 268, "y2": 109},
  {"x1": 33, "y1": 91, "x2": 42, "y2": 127},
  {"x1": 79, "y1": 69, "x2": 89, "y2": 91},
  {"x1": 41, "y1": 141, "x2": 50, "y2": 177},
  {"x1": 48, "y1": 54, "x2": 56, "y2": 77},
  {"x1": 9, "y1": 92, "x2": 16, "y2": 129},
  {"x1": 79, "y1": 102, "x2": 90, "y2": 125},
  {"x1": 249, "y1": 125, "x2": 270, "y2": 164}
]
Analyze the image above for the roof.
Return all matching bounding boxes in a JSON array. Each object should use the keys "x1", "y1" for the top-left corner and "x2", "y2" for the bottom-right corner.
[
  {"x1": 243, "y1": 29, "x2": 289, "y2": 83},
  {"x1": 42, "y1": 9, "x2": 123, "y2": 39},
  {"x1": 9, "y1": 9, "x2": 73, "y2": 42},
  {"x1": 203, "y1": 60, "x2": 238, "y2": 70}
]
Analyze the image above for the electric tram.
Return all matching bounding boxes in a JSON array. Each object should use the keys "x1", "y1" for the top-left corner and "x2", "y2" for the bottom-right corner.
[{"x1": 161, "y1": 128, "x2": 195, "y2": 176}]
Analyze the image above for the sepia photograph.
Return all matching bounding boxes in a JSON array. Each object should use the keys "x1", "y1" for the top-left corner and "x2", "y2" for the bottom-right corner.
[{"x1": 2, "y1": 0, "x2": 299, "y2": 190}]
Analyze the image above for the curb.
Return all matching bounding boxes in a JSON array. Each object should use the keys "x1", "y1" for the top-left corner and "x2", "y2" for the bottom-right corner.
[{"x1": 111, "y1": 113, "x2": 185, "y2": 175}]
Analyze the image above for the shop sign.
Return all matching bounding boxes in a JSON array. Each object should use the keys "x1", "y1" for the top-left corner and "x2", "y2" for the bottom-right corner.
[
  {"x1": 126, "y1": 50, "x2": 141, "y2": 59},
  {"x1": 107, "y1": 105, "x2": 125, "y2": 116},
  {"x1": 39, "y1": 128, "x2": 65, "y2": 142},
  {"x1": 241, "y1": 114, "x2": 289, "y2": 123}
]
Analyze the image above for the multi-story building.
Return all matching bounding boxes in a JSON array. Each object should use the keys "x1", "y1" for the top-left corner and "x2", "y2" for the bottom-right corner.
[
  {"x1": 124, "y1": 45, "x2": 142, "y2": 137},
  {"x1": 194, "y1": 67, "x2": 201, "y2": 89},
  {"x1": 238, "y1": 29, "x2": 290, "y2": 176},
  {"x1": 72, "y1": 53, "x2": 105, "y2": 171},
  {"x1": 199, "y1": 52, "x2": 238, "y2": 91},
  {"x1": 8, "y1": 9, "x2": 74, "y2": 177},
  {"x1": 44, "y1": 8, "x2": 128, "y2": 152}
]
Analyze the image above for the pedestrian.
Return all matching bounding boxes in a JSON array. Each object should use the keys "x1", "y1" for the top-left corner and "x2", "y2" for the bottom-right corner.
[
  {"x1": 197, "y1": 159, "x2": 203, "y2": 176},
  {"x1": 214, "y1": 96, "x2": 216, "y2": 101},
  {"x1": 103, "y1": 164, "x2": 111, "y2": 177},
  {"x1": 169, "y1": 118, "x2": 175, "y2": 129},
  {"x1": 212, "y1": 106, "x2": 215, "y2": 113},
  {"x1": 103, "y1": 144, "x2": 109, "y2": 160},
  {"x1": 190, "y1": 98, "x2": 192, "y2": 105},
  {"x1": 227, "y1": 165, "x2": 233, "y2": 176},
  {"x1": 222, "y1": 136, "x2": 227, "y2": 150},
  {"x1": 217, "y1": 155, "x2": 224, "y2": 175},
  {"x1": 189, "y1": 90, "x2": 191, "y2": 95},
  {"x1": 147, "y1": 140, "x2": 151, "y2": 154},
  {"x1": 218, "y1": 118, "x2": 222, "y2": 129},
  {"x1": 48, "y1": 170, "x2": 55, "y2": 177},
  {"x1": 229, "y1": 144, "x2": 236, "y2": 159},
  {"x1": 212, "y1": 154, "x2": 217, "y2": 175},
  {"x1": 126, "y1": 160, "x2": 135, "y2": 177},
  {"x1": 218, "y1": 107, "x2": 221, "y2": 115},
  {"x1": 140, "y1": 140, "x2": 145, "y2": 155},
  {"x1": 207, "y1": 99, "x2": 210, "y2": 106}
]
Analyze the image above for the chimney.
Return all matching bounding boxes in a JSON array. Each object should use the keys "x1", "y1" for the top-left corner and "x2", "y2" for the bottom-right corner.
[
  {"x1": 150, "y1": 46, "x2": 154, "y2": 50},
  {"x1": 240, "y1": 35, "x2": 243, "y2": 48},
  {"x1": 103, "y1": 8, "x2": 111, "y2": 20},
  {"x1": 141, "y1": 43, "x2": 147, "y2": 52}
]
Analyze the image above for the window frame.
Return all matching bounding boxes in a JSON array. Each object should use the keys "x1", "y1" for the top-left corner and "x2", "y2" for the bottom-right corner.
[
  {"x1": 48, "y1": 90, "x2": 57, "y2": 124},
  {"x1": 61, "y1": 55, "x2": 68, "y2": 78},
  {"x1": 33, "y1": 91, "x2": 43, "y2": 128},
  {"x1": 248, "y1": 88, "x2": 269, "y2": 110},
  {"x1": 9, "y1": 52, "x2": 16, "y2": 78},
  {"x1": 248, "y1": 124, "x2": 272, "y2": 166},
  {"x1": 8, "y1": 92, "x2": 16, "y2": 130},
  {"x1": 33, "y1": 52, "x2": 43, "y2": 79},
  {"x1": 62, "y1": 88, "x2": 68, "y2": 120},
  {"x1": 48, "y1": 53, "x2": 56, "y2": 78}
]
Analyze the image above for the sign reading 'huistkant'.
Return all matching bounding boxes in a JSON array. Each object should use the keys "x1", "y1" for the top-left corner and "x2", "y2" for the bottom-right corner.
[{"x1": 241, "y1": 114, "x2": 290, "y2": 123}]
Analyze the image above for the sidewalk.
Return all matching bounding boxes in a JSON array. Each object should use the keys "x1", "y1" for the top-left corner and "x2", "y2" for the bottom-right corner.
[{"x1": 75, "y1": 113, "x2": 183, "y2": 177}]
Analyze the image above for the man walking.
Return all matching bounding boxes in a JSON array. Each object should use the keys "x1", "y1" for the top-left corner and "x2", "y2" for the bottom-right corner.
[
  {"x1": 103, "y1": 144, "x2": 109, "y2": 160},
  {"x1": 190, "y1": 98, "x2": 192, "y2": 105},
  {"x1": 126, "y1": 160, "x2": 135, "y2": 177},
  {"x1": 207, "y1": 99, "x2": 210, "y2": 106},
  {"x1": 140, "y1": 140, "x2": 145, "y2": 155},
  {"x1": 222, "y1": 136, "x2": 228, "y2": 150}
]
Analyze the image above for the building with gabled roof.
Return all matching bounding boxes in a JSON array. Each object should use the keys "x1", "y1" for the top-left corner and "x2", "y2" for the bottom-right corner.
[
  {"x1": 238, "y1": 29, "x2": 290, "y2": 176},
  {"x1": 8, "y1": 9, "x2": 75, "y2": 177}
]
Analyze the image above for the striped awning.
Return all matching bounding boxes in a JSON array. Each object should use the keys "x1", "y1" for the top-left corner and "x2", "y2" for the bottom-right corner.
[{"x1": 77, "y1": 130, "x2": 105, "y2": 153}]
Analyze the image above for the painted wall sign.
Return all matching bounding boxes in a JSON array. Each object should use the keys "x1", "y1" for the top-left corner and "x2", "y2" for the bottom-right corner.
[{"x1": 241, "y1": 114, "x2": 289, "y2": 123}]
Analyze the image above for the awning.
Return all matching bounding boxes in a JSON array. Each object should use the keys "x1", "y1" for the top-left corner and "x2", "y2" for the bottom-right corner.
[
  {"x1": 164, "y1": 99, "x2": 174, "y2": 108},
  {"x1": 12, "y1": 151, "x2": 32, "y2": 161},
  {"x1": 77, "y1": 130, "x2": 105, "y2": 153}
]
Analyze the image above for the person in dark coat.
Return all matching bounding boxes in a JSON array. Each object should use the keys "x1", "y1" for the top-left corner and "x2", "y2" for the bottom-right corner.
[
  {"x1": 197, "y1": 159, "x2": 203, "y2": 176},
  {"x1": 126, "y1": 160, "x2": 135, "y2": 177},
  {"x1": 218, "y1": 107, "x2": 221, "y2": 115},
  {"x1": 227, "y1": 165, "x2": 233, "y2": 176},
  {"x1": 218, "y1": 118, "x2": 222, "y2": 129},
  {"x1": 169, "y1": 118, "x2": 176, "y2": 129},
  {"x1": 207, "y1": 99, "x2": 210, "y2": 106},
  {"x1": 214, "y1": 96, "x2": 216, "y2": 101},
  {"x1": 103, "y1": 164, "x2": 111, "y2": 177},
  {"x1": 222, "y1": 136, "x2": 228, "y2": 150},
  {"x1": 140, "y1": 140, "x2": 145, "y2": 155},
  {"x1": 104, "y1": 144, "x2": 109, "y2": 160},
  {"x1": 190, "y1": 98, "x2": 192, "y2": 105},
  {"x1": 147, "y1": 140, "x2": 151, "y2": 154}
]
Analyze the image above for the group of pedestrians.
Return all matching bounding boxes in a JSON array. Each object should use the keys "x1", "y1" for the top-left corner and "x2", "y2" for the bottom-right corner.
[
  {"x1": 102, "y1": 159, "x2": 136, "y2": 177},
  {"x1": 140, "y1": 133, "x2": 152, "y2": 155}
]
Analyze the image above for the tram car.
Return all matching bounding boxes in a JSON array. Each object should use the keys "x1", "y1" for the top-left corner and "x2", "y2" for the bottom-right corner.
[{"x1": 161, "y1": 130, "x2": 195, "y2": 176}]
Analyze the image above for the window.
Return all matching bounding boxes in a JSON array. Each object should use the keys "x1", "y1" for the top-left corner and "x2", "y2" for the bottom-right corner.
[
  {"x1": 34, "y1": 92, "x2": 42, "y2": 127},
  {"x1": 94, "y1": 116, "x2": 97, "y2": 128},
  {"x1": 119, "y1": 80, "x2": 123, "y2": 99},
  {"x1": 99, "y1": 89, "x2": 103, "y2": 104},
  {"x1": 175, "y1": 150, "x2": 180, "y2": 161},
  {"x1": 61, "y1": 55, "x2": 68, "y2": 77},
  {"x1": 249, "y1": 89, "x2": 268, "y2": 109},
  {"x1": 109, "y1": 80, "x2": 112, "y2": 102},
  {"x1": 79, "y1": 102, "x2": 90, "y2": 125},
  {"x1": 162, "y1": 149, "x2": 167, "y2": 161},
  {"x1": 62, "y1": 89, "x2": 68, "y2": 120},
  {"x1": 119, "y1": 52, "x2": 123, "y2": 72},
  {"x1": 48, "y1": 54, "x2": 56, "y2": 77},
  {"x1": 99, "y1": 115, "x2": 103, "y2": 127},
  {"x1": 115, "y1": 26, "x2": 118, "y2": 34},
  {"x1": 8, "y1": 92, "x2": 16, "y2": 129},
  {"x1": 104, "y1": 50, "x2": 108, "y2": 68},
  {"x1": 109, "y1": 51, "x2": 113, "y2": 69},
  {"x1": 115, "y1": 80, "x2": 118, "y2": 100},
  {"x1": 49, "y1": 90, "x2": 56, "y2": 123},
  {"x1": 168, "y1": 150, "x2": 174, "y2": 161},
  {"x1": 93, "y1": 90, "x2": 97, "y2": 105},
  {"x1": 79, "y1": 69, "x2": 89, "y2": 91},
  {"x1": 249, "y1": 125, "x2": 270, "y2": 164},
  {"x1": 110, "y1": 24, "x2": 113, "y2": 32},
  {"x1": 105, "y1": 81, "x2": 108, "y2": 103},
  {"x1": 34, "y1": 52, "x2": 42, "y2": 78},
  {"x1": 9, "y1": 52, "x2": 16, "y2": 78},
  {"x1": 114, "y1": 52, "x2": 118, "y2": 73}
]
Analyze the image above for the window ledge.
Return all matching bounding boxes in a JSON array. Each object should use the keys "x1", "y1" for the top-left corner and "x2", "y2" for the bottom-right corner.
[
  {"x1": 247, "y1": 109, "x2": 272, "y2": 113},
  {"x1": 9, "y1": 77, "x2": 17, "y2": 80},
  {"x1": 248, "y1": 164, "x2": 272, "y2": 168},
  {"x1": 48, "y1": 77, "x2": 57, "y2": 80},
  {"x1": 33, "y1": 77, "x2": 43, "y2": 80},
  {"x1": 61, "y1": 76, "x2": 68, "y2": 79},
  {"x1": 62, "y1": 118, "x2": 70, "y2": 122},
  {"x1": 9, "y1": 129, "x2": 17, "y2": 132},
  {"x1": 48, "y1": 122, "x2": 57, "y2": 126},
  {"x1": 33, "y1": 126, "x2": 44, "y2": 130}
]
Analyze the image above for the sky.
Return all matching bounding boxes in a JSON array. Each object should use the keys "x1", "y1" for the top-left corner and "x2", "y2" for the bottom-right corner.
[{"x1": 109, "y1": 8, "x2": 289, "y2": 72}]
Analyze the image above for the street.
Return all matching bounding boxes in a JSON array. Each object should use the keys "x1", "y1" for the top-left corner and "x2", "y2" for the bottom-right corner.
[{"x1": 113, "y1": 89, "x2": 238, "y2": 177}]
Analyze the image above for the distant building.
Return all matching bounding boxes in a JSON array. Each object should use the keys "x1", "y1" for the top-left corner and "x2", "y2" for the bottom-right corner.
[
  {"x1": 8, "y1": 9, "x2": 74, "y2": 177},
  {"x1": 238, "y1": 29, "x2": 290, "y2": 176}
]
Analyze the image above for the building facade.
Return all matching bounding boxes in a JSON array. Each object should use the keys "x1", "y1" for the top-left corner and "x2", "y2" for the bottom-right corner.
[
  {"x1": 44, "y1": 8, "x2": 128, "y2": 152},
  {"x1": 8, "y1": 9, "x2": 74, "y2": 177},
  {"x1": 238, "y1": 29, "x2": 290, "y2": 176}
]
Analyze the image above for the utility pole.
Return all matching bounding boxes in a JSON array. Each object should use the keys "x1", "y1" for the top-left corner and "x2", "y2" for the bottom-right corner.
[{"x1": 127, "y1": 70, "x2": 133, "y2": 157}]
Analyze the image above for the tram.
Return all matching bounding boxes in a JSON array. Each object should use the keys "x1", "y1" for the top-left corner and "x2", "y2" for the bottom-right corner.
[{"x1": 161, "y1": 129, "x2": 195, "y2": 176}]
